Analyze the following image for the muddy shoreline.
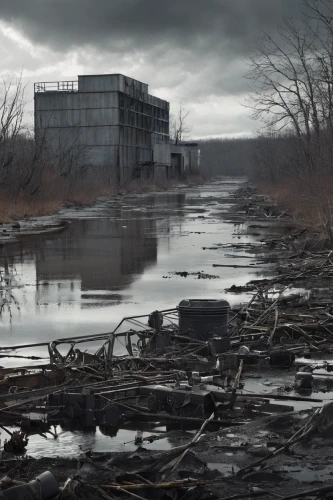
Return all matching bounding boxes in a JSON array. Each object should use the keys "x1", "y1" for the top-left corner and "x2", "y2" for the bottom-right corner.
[
  {"x1": 1, "y1": 180, "x2": 333, "y2": 499},
  {"x1": 0, "y1": 180, "x2": 201, "y2": 246}
]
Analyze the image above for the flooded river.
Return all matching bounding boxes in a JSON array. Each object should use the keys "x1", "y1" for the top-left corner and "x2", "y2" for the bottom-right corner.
[
  {"x1": 0, "y1": 177, "x2": 276, "y2": 457},
  {"x1": 0, "y1": 177, "x2": 267, "y2": 358}
]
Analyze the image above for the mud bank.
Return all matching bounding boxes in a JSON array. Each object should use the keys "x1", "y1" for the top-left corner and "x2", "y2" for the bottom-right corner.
[{"x1": 0, "y1": 179, "x2": 203, "y2": 245}]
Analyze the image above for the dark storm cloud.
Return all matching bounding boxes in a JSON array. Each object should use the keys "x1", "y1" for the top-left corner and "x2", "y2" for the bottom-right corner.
[
  {"x1": 0, "y1": 0, "x2": 304, "y2": 56},
  {"x1": 0, "y1": 0, "x2": 306, "y2": 137}
]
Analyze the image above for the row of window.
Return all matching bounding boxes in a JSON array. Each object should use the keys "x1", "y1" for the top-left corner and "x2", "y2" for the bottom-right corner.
[
  {"x1": 119, "y1": 95, "x2": 169, "y2": 121},
  {"x1": 119, "y1": 109, "x2": 169, "y2": 134},
  {"x1": 119, "y1": 127, "x2": 152, "y2": 146}
]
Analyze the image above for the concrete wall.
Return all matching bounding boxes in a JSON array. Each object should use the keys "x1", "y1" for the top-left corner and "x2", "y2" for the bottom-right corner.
[
  {"x1": 153, "y1": 143, "x2": 171, "y2": 166},
  {"x1": 78, "y1": 74, "x2": 149, "y2": 96},
  {"x1": 170, "y1": 143, "x2": 200, "y2": 176},
  {"x1": 34, "y1": 90, "x2": 119, "y2": 111},
  {"x1": 34, "y1": 74, "x2": 199, "y2": 185},
  {"x1": 154, "y1": 165, "x2": 169, "y2": 182},
  {"x1": 35, "y1": 74, "x2": 171, "y2": 184}
]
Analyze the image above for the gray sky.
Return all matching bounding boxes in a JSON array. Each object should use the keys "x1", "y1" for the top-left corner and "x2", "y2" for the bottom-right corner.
[{"x1": 0, "y1": 0, "x2": 304, "y2": 138}]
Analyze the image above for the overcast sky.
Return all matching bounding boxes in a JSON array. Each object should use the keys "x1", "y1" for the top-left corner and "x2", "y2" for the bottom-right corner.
[{"x1": 0, "y1": 0, "x2": 305, "y2": 138}]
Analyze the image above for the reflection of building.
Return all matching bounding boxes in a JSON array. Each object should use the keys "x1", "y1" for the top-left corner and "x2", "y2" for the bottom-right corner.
[
  {"x1": 0, "y1": 191, "x2": 187, "y2": 321},
  {"x1": 0, "y1": 213, "x2": 158, "y2": 318},
  {"x1": 35, "y1": 215, "x2": 157, "y2": 291},
  {"x1": 148, "y1": 192, "x2": 185, "y2": 210},
  {"x1": 34, "y1": 74, "x2": 200, "y2": 184}
]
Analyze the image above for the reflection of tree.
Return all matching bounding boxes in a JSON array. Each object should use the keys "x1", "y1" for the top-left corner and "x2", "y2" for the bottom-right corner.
[{"x1": 0, "y1": 257, "x2": 20, "y2": 320}]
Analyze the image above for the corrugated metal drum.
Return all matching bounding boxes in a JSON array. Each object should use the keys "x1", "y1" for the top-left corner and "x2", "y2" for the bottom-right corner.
[{"x1": 177, "y1": 299, "x2": 230, "y2": 340}]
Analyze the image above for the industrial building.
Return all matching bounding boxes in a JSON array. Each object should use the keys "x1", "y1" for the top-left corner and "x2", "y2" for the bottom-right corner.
[{"x1": 34, "y1": 74, "x2": 200, "y2": 185}]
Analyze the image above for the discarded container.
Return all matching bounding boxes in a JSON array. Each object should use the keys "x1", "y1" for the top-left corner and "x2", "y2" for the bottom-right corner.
[
  {"x1": 141, "y1": 384, "x2": 215, "y2": 417},
  {"x1": 2, "y1": 471, "x2": 59, "y2": 500},
  {"x1": 217, "y1": 353, "x2": 239, "y2": 371},
  {"x1": 295, "y1": 371, "x2": 313, "y2": 389},
  {"x1": 177, "y1": 299, "x2": 230, "y2": 340},
  {"x1": 209, "y1": 337, "x2": 231, "y2": 355},
  {"x1": 270, "y1": 351, "x2": 295, "y2": 367}
]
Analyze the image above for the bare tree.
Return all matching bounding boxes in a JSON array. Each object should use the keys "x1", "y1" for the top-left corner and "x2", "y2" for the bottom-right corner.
[
  {"x1": 33, "y1": 113, "x2": 92, "y2": 197},
  {"x1": 171, "y1": 104, "x2": 192, "y2": 144},
  {"x1": 302, "y1": 0, "x2": 333, "y2": 130},
  {"x1": 246, "y1": 1, "x2": 333, "y2": 149},
  {"x1": 245, "y1": 20, "x2": 321, "y2": 174},
  {"x1": 0, "y1": 75, "x2": 26, "y2": 186},
  {"x1": 0, "y1": 76, "x2": 50, "y2": 198},
  {"x1": 199, "y1": 137, "x2": 256, "y2": 178},
  {"x1": 0, "y1": 75, "x2": 25, "y2": 143},
  {"x1": 244, "y1": 0, "x2": 333, "y2": 239},
  {"x1": 51, "y1": 127, "x2": 88, "y2": 181}
]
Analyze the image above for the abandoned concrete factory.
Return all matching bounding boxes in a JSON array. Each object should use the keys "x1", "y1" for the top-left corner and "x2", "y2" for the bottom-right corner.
[{"x1": 34, "y1": 74, "x2": 200, "y2": 184}]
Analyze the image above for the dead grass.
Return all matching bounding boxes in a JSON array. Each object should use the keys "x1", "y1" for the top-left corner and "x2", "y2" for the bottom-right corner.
[
  {"x1": 0, "y1": 197, "x2": 63, "y2": 223},
  {"x1": 0, "y1": 174, "x2": 204, "y2": 224},
  {"x1": 0, "y1": 176, "x2": 117, "y2": 223},
  {"x1": 257, "y1": 175, "x2": 333, "y2": 237}
]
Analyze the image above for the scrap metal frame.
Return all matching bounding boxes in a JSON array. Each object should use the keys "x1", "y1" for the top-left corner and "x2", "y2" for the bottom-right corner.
[
  {"x1": 0, "y1": 308, "x2": 179, "y2": 369},
  {"x1": 47, "y1": 308, "x2": 178, "y2": 368},
  {"x1": 34, "y1": 81, "x2": 78, "y2": 93}
]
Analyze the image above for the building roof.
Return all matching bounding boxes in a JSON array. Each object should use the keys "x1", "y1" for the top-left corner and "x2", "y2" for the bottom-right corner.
[{"x1": 77, "y1": 73, "x2": 149, "y2": 87}]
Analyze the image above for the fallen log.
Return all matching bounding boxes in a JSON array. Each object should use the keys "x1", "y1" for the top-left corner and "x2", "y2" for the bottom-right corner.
[
  {"x1": 213, "y1": 264, "x2": 263, "y2": 268},
  {"x1": 118, "y1": 406, "x2": 244, "y2": 426},
  {"x1": 279, "y1": 485, "x2": 333, "y2": 500}
]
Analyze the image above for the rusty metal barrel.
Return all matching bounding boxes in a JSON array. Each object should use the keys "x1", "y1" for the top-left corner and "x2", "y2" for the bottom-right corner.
[{"x1": 177, "y1": 299, "x2": 230, "y2": 340}]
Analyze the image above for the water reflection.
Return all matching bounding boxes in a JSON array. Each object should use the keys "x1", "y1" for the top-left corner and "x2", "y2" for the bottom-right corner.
[
  {"x1": 0, "y1": 194, "x2": 186, "y2": 346},
  {"x1": 1, "y1": 222, "x2": 155, "y2": 311},
  {"x1": 0, "y1": 261, "x2": 21, "y2": 319},
  {"x1": 0, "y1": 180, "x2": 268, "y2": 354},
  {"x1": 36, "y1": 217, "x2": 158, "y2": 292}
]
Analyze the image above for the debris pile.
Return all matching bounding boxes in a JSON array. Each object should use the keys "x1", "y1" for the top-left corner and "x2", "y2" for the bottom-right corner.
[
  {"x1": 0, "y1": 288, "x2": 329, "y2": 497},
  {"x1": 1, "y1": 185, "x2": 333, "y2": 498}
]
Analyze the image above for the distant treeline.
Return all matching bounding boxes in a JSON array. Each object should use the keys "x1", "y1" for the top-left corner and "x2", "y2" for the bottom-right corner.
[
  {"x1": 199, "y1": 138, "x2": 255, "y2": 178},
  {"x1": 199, "y1": 131, "x2": 333, "y2": 239},
  {"x1": 199, "y1": 134, "x2": 303, "y2": 182}
]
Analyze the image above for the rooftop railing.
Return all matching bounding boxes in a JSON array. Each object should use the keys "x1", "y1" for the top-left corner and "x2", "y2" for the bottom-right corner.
[{"x1": 34, "y1": 81, "x2": 78, "y2": 93}]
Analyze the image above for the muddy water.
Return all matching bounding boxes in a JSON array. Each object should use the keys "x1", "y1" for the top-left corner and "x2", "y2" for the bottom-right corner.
[
  {"x1": 0, "y1": 177, "x2": 269, "y2": 359},
  {"x1": 0, "y1": 177, "x2": 273, "y2": 457}
]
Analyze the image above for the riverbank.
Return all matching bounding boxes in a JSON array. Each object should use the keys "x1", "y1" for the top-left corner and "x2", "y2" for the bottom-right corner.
[
  {"x1": 255, "y1": 176, "x2": 333, "y2": 244},
  {"x1": 0, "y1": 171, "x2": 204, "y2": 224},
  {"x1": 0, "y1": 175, "x2": 204, "y2": 244},
  {"x1": 227, "y1": 183, "x2": 333, "y2": 290}
]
